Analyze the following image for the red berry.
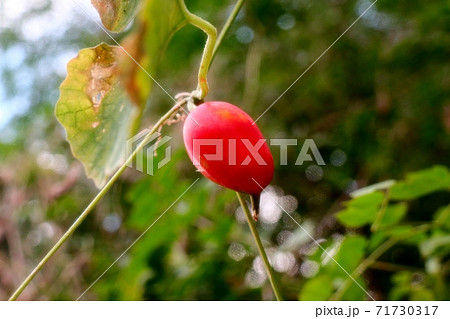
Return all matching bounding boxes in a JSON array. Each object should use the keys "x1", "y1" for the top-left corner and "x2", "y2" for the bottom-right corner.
[{"x1": 183, "y1": 101, "x2": 274, "y2": 196}]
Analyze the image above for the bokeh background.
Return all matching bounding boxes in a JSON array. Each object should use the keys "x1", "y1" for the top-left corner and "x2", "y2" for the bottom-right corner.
[{"x1": 0, "y1": 0, "x2": 449, "y2": 300}]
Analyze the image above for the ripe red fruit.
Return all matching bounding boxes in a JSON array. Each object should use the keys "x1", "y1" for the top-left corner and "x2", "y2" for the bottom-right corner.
[{"x1": 183, "y1": 101, "x2": 274, "y2": 217}]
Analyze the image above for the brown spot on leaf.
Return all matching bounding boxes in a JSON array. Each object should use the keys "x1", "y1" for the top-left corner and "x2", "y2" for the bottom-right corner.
[{"x1": 85, "y1": 44, "x2": 119, "y2": 112}]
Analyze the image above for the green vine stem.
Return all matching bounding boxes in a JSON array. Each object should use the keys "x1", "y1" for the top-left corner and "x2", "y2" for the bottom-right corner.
[
  {"x1": 179, "y1": 0, "x2": 217, "y2": 100},
  {"x1": 212, "y1": 0, "x2": 245, "y2": 62},
  {"x1": 236, "y1": 192, "x2": 283, "y2": 301},
  {"x1": 330, "y1": 223, "x2": 432, "y2": 301},
  {"x1": 9, "y1": 100, "x2": 187, "y2": 301}
]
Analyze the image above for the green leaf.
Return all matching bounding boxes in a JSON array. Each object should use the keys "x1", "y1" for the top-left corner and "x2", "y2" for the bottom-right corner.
[
  {"x1": 434, "y1": 205, "x2": 450, "y2": 230},
  {"x1": 411, "y1": 288, "x2": 435, "y2": 301},
  {"x1": 390, "y1": 271, "x2": 435, "y2": 301},
  {"x1": 391, "y1": 166, "x2": 450, "y2": 200},
  {"x1": 379, "y1": 203, "x2": 408, "y2": 227},
  {"x1": 341, "y1": 278, "x2": 367, "y2": 301},
  {"x1": 327, "y1": 235, "x2": 366, "y2": 276},
  {"x1": 336, "y1": 192, "x2": 384, "y2": 227},
  {"x1": 389, "y1": 271, "x2": 413, "y2": 300},
  {"x1": 91, "y1": 0, "x2": 140, "y2": 32},
  {"x1": 120, "y1": 0, "x2": 185, "y2": 107},
  {"x1": 299, "y1": 275, "x2": 333, "y2": 301},
  {"x1": 386, "y1": 225, "x2": 413, "y2": 237},
  {"x1": 56, "y1": 43, "x2": 135, "y2": 188},
  {"x1": 385, "y1": 225, "x2": 427, "y2": 244},
  {"x1": 368, "y1": 231, "x2": 387, "y2": 251}
]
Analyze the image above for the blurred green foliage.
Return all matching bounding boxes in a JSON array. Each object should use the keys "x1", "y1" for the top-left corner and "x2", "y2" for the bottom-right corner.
[
  {"x1": 0, "y1": 0, "x2": 449, "y2": 300},
  {"x1": 302, "y1": 165, "x2": 450, "y2": 301}
]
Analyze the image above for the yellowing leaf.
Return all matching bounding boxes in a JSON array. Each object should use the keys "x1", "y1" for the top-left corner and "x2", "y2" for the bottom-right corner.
[
  {"x1": 91, "y1": 0, "x2": 140, "y2": 32},
  {"x1": 119, "y1": 0, "x2": 185, "y2": 107},
  {"x1": 56, "y1": 43, "x2": 135, "y2": 188}
]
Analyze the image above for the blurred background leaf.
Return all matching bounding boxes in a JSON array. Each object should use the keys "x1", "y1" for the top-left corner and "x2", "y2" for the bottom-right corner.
[
  {"x1": 91, "y1": 0, "x2": 140, "y2": 32},
  {"x1": 390, "y1": 166, "x2": 450, "y2": 200}
]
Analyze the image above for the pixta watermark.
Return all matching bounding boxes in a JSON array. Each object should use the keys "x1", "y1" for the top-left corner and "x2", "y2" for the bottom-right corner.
[
  {"x1": 127, "y1": 129, "x2": 325, "y2": 175},
  {"x1": 126, "y1": 128, "x2": 172, "y2": 175}
]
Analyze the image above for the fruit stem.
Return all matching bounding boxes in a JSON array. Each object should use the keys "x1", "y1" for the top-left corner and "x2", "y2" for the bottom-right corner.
[
  {"x1": 179, "y1": 0, "x2": 217, "y2": 100},
  {"x1": 8, "y1": 99, "x2": 188, "y2": 301},
  {"x1": 236, "y1": 192, "x2": 283, "y2": 301}
]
